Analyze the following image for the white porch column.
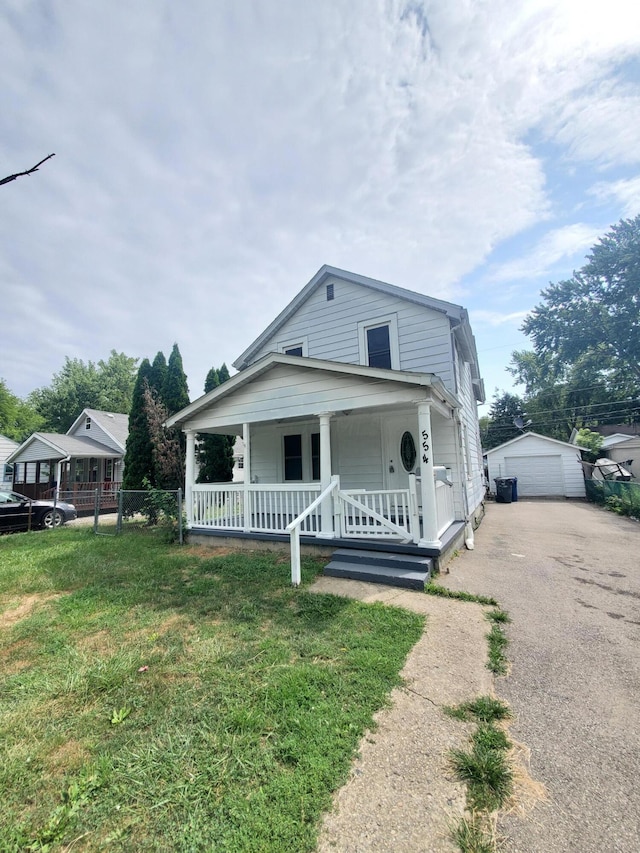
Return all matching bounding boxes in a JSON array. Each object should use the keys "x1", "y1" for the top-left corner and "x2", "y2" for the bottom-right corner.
[
  {"x1": 55, "y1": 459, "x2": 65, "y2": 502},
  {"x1": 243, "y1": 423, "x2": 251, "y2": 532},
  {"x1": 417, "y1": 402, "x2": 441, "y2": 547},
  {"x1": 185, "y1": 430, "x2": 196, "y2": 528},
  {"x1": 318, "y1": 412, "x2": 335, "y2": 538}
]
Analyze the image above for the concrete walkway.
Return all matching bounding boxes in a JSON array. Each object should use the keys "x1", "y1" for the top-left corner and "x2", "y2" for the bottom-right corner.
[
  {"x1": 310, "y1": 577, "x2": 493, "y2": 852},
  {"x1": 442, "y1": 499, "x2": 640, "y2": 853}
]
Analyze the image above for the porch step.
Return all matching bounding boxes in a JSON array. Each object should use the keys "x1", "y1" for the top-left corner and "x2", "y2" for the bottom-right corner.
[{"x1": 323, "y1": 548, "x2": 433, "y2": 591}]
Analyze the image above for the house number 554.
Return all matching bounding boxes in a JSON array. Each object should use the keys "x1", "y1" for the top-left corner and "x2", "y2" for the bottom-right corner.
[{"x1": 421, "y1": 430, "x2": 429, "y2": 465}]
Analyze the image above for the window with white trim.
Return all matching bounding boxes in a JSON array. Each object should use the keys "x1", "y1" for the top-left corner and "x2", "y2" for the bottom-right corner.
[
  {"x1": 358, "y1": 315, "x2": 400, "y2": 369},
  {"x1": 279, "y1": 336, "x2": 309, "y2": 357}
]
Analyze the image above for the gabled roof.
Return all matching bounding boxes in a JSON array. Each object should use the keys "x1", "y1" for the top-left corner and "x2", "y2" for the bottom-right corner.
[
  {"x1": 165, "y1": 352, "x2": 459, "y2": 428},
  {"x1": 7, "y1": 433, "x2": 124, "y2": 464},
  {"x1": 233, "y1": 264, "x2": 475, "y2": 371},
  {"x1": 67, "y1": 408, "x2": 129, "y2": 450},
  {"x1": 0, "y1": 434, "x2": 19, "y2": 455},
  {"x1": 485, "y1": 431, "x2": 583, "y2": 455}
]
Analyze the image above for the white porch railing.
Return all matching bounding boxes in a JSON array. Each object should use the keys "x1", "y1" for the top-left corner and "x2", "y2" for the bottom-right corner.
[
  {"x1": 191, "y1": 483, "x2": 322, "y2": 534},
  {"x1": 435, "y1": 479, "x2": 455, "y2": 538},
  {"x1": 191, "y1": 471, "x2": 456, "y2": 547},
  {"x1": 339, "y1": 488, "x2": 416, "y2": 541},
  {"x1": 286, "y1": 479, "x2": 339, "y2": 586}
]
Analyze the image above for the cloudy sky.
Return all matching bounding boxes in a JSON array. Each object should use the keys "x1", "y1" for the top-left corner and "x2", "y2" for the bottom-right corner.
[{"x1": 2, "y1": 0, "x2": 639, "y2": 414}]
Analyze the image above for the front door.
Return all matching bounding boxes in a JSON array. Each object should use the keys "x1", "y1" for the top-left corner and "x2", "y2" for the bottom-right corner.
[{"x1": 384, "y1": 415, "x2": 419, "y2": 491}]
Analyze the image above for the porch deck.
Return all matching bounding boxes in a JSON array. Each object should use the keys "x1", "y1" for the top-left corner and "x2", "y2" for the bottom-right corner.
[{"x1": 187, "y1": 518, "x2": 466, "y2": 568}]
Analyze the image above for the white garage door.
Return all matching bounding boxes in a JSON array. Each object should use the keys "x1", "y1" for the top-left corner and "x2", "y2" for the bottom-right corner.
[{"x1": 504, "y1": 454, "x2": 565, "y2": 497}]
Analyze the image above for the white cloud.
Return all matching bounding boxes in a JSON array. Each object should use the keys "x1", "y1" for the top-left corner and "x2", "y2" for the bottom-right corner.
[
  {"x1": 1, "y1": 1, "x2": 639, "y2": 399},
  {"x1": 470, "y1": 309, "x2": 530, "y2": 328},
  {"x1": 590, "y1": 176, "x2": 640, "y2": 218},
  {"x1": 487, "y1": 223, "x2": 605, "y2": 283}
]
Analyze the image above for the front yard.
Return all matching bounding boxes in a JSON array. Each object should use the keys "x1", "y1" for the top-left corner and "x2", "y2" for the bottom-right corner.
[{"x1": 0, "y1": 529, "x2": 423, "y2": 852}]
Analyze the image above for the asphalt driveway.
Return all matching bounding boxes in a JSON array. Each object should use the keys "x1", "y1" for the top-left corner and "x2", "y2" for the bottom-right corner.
[{"x1": 443, "y1": 499, "x2": 640, "y2": 853}]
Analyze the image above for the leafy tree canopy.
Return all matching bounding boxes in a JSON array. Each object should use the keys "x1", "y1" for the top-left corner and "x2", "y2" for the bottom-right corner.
[
  {"x1": 29, "y1": 350, "x2": 138, "y2": 433},
  {"x1": 0, "y1": 379, "x2": 43, "y2": 442},
  {"x1": 522, "y1": 215, "x2": 640, "y2": 385},
  {"x1": 575, "y1": 428, "x2": 603, "y2": 463},
  {"x1": 482, "y1": 391, "x2": 527, "y2": 450}
]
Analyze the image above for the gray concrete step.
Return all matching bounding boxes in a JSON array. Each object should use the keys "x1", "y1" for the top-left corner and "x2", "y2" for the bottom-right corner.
[{"x1": 323, "y1": 548, "x2": 433, "y2": 590}]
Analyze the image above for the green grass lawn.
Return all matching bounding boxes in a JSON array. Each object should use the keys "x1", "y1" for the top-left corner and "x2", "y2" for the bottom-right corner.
[{"x1": 0, "y1": 528, "x2": 424, "y2": 852}]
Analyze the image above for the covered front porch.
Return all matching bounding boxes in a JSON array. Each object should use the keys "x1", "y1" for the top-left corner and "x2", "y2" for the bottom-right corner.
[{"x1": 167, "y1": 355, "x2": 474, "y2": 581}]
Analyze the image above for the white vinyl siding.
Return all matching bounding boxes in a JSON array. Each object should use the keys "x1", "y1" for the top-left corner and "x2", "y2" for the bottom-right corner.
[
  {"x1": 13, "y1": 438, "x2": 65, "y2": 462},
  {"x1": 334, "y1": 414, "x2": 385, "y2": 491},
  {"x1": 608, "y1": 439, "x2": 640, "y2": 480},
  {"x1": 248, "y1": 276, "x2": 455, "y2": 391},
  {"x1": 185, "y1": 365, "x2": 436, "y2": 432},
  {"x1": 455, "y1": 347, "x2": 485, "y2": 513},
  {"x1": 68, "y1": 419, "x2": 123, "y2": 453},
  {"x1": 248, "y1": 421, "x2": 333, "y2": 485}
]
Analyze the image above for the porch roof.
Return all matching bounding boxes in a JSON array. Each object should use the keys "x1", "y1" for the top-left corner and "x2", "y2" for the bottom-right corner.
[
  {"x1": 7, "y1": 433, "x2": 123, "y2": 464},
  {"x1": 166, "y1": 353, "x2": 460, "y2": 434}
]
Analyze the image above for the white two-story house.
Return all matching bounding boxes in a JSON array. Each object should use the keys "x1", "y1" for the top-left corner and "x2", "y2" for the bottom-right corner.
[{"x1": 167, "y1": 266, "x2": 485, "y2": 570}]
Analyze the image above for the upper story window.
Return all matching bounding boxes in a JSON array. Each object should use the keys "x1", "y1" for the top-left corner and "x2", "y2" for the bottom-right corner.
[
  {"x1": 85, "y1": 417, "x2": 91, "y2": 430},
  {"x1": 279, "y1": 336, "x2": 308, "y2": 358},
  {"x1": 358, "y1": 314, "x2": 400, "y2": 370}
]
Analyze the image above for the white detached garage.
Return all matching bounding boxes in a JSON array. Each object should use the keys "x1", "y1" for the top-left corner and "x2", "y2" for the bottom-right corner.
[{"x1": 486, "y1": 432, "x2": 586, "y2": 499}]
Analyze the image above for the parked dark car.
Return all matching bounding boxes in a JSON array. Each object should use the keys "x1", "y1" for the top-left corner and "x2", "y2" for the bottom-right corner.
[{"x1": 0, "y1": 490, "x2": 77, "y2": 533}]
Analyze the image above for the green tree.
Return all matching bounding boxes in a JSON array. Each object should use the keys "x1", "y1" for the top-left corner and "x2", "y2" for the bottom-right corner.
[
  {"x1": 0, "y1": 379, "x2": 43, "y2": 442},
  {"x1": 143, "y1": 385, "x2": 183, "y2": 491},
  {"x1": 575, "y1": 428, "x2": 603, "y2": 463},
  {"x1": 149, "y1": 351, "x2": 168, "y2": 399},
  {"x1": 29, "y1": 350, "x2": 138, "y2": 432},
  {"x1": 122, "y1": 359, "x2": 155, "y2": 490},
  {"x1": 482, "y1": 392, "x2": 527, "y2": 450},
  {"x1": 95, "y1": 351, "x2": 139, "y2": 413},
  {"x1": 163, "y1": 344, "x2": 190, "y2": 416},
  {"x1": 196, "y1": 365, "x2": 235, "y2": 484},
  {"x1": 522, "y1": 215, "x2": 640, "y2": 385}
]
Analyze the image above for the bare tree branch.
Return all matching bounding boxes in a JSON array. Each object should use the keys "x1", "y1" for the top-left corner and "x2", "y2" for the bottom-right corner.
[{"x1": 0, "y1": 153, "x2": 55, "y2": 186}]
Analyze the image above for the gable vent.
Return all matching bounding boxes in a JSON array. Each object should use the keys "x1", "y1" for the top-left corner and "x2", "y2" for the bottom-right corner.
[{"x1": 326, "y1": 283, "x2": 334, "y2": 301}]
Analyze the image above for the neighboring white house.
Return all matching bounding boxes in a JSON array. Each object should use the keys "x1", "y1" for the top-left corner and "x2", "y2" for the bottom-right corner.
[
  {"x1": 166, "y1": 265, "x2": 486, "y2": 556},
  {"x1": 7, "y1": 409, "x2": 128, "y2": 508},
  {"x1": 601, "y1": 435, "x2": 640, "y2": 480},
  {"x1": 1, "y1": 434, "x2": 19, "y2": 485},
  {"x1": 486, "y1": 431, "x2": 586, "y2": 498}
]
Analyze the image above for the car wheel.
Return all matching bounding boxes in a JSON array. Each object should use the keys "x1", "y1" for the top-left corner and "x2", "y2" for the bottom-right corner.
[{"x1": 42, "y1": 509, "x2": 64, "y2": 529}]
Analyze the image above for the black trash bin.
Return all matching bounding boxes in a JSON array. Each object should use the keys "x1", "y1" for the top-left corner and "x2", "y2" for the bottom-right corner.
[
  {"x1": 511, "y1": 477, "x2": 518, "y2": 502},
  {"x1": 495, "y1": 477, "x2": 513, "y2": 503}
]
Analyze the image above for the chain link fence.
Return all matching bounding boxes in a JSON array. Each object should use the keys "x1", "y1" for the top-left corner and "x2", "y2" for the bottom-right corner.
[
  {"x1": 93, "y1": 489, "x2": 183, "y2": 543},
  {"x1": 585, "y1": 478, "x2": 640, "y2": 519}
]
